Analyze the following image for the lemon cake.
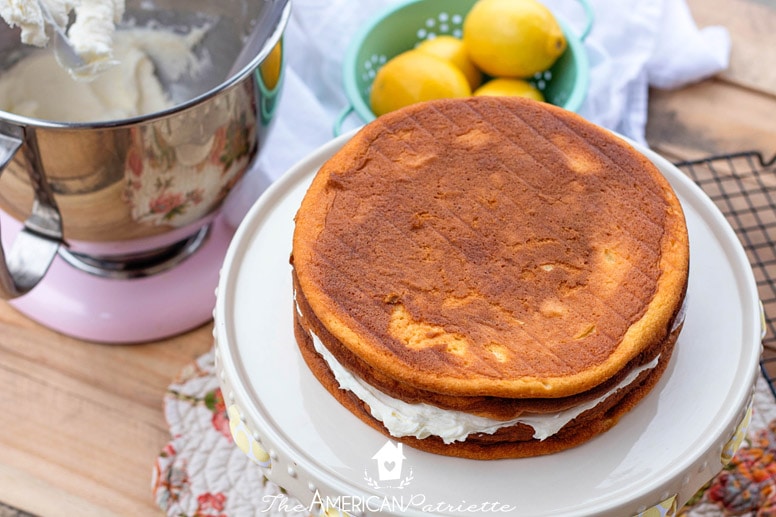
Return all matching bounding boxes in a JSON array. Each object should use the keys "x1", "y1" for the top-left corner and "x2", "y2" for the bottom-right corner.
[{"x1": 291, "y1": 96, "x2": 689, "y2": 459}]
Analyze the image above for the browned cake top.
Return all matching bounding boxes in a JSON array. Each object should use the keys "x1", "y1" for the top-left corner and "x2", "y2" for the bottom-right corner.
[{"x1": 292, "y1": 97, "x2": 689, "y2": 398}]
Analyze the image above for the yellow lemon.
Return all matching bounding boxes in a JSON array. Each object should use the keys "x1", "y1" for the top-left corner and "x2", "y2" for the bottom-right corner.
[
  {"x1": 416, "y1": 35, "x2": 483, "y2": 90},
  {"x1": 369, "y1": 50, "x2": 471, "y2": 116},
  {"x1": 259, "y1": 40, "x2": 283, "y2": 90},
  {"x1": 473, "y1": 78, "x2": 545, "y2": 101},
  {"x1": 463, "y1": 0, "x2": 567, "y2": 78}
]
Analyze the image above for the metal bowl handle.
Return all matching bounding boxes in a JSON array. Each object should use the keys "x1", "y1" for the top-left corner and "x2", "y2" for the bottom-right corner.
[{"x1": 0, "y1": 129, "x2": 63, "y2": 299}]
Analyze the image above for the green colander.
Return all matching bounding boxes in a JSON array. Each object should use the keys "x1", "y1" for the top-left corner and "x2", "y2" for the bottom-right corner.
[{"x1": 334, "y1": 0, "x2": 593, "y2": 136}]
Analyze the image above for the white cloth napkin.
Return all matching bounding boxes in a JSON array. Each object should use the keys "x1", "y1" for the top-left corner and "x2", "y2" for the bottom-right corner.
[{"x1": 224, "y1": 0, "x2": 730, "y2": 227}]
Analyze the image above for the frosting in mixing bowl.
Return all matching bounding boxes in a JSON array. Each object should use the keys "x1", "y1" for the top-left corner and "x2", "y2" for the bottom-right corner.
[
  {"x1": 0, "y1": 0, "x2": 124, "y2": 75},
  {"x1": 0, "y1": 25, "x2": 213, "y2": 121}
]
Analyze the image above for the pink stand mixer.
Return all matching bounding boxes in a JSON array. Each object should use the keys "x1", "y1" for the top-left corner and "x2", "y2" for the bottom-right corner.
[{"x1": 0, "y1": 0, "x2": 290, "y2": 343}]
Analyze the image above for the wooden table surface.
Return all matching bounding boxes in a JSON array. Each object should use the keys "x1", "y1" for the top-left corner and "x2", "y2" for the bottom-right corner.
[{"x1": 1, "y1": 1, "x2": 775, "y2": 515}]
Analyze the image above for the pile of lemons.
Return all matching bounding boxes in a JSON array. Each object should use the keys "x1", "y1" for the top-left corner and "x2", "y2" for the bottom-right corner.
[{"x1": 369, "y1": 0, "x2": 567, "y2": 117}]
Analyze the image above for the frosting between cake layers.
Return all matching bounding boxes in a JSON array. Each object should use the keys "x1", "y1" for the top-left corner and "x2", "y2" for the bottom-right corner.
[{"x1": 299, "y1": 302, "x2": 660, "y2": 444}]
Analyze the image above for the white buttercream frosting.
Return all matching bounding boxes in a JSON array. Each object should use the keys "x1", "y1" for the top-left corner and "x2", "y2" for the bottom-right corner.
[
  {"x1": 298, "y1": 302, "x2": 660, "y2": 444},
  {"x1": 0, "y1": 0, "x2": 124, "y2": 77},
  {"x1": 0, "y1": 30, "x2": 173, "y2": 121},
  {"x1": 0, "y1": 25, "x2": 212, "y2": 121},
  {"x1": 67, "y1": 0, "x2": 124, "y2": 73}
]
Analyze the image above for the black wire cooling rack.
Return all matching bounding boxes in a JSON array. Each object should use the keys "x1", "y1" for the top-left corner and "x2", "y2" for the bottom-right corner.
[{"x1": 674, "y1": 151, "x2": 776, "y2": 399}]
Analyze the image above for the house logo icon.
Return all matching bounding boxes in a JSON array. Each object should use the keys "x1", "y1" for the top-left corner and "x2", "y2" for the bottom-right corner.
[
  {"x1": 364, "y1": 441, "x2": 414, "y2": 489},
  {"x1": 373, "y1": 441, "x2": 406, "y2": 481}
]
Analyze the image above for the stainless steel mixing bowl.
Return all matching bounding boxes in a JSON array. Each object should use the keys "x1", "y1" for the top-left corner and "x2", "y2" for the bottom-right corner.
[{"x1": 0, "y1": 0, "x2": 290, "y2": 297}]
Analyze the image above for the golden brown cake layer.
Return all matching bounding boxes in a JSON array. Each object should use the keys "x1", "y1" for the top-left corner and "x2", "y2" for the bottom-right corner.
[
  {"x1": 293, "y1": 304, "x2": 681, "y2": 459},
  {"x1": 292, "y1": 97, "x2": 689, "y2": 399},
  {"x1": 293, "y1": 269, "x2": 677, "y2": 419}
]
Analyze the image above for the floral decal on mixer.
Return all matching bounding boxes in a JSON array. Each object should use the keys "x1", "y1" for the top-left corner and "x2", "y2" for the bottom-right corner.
[{"x1": 123, "y1": 87, "x2": 258, "y2": 228}]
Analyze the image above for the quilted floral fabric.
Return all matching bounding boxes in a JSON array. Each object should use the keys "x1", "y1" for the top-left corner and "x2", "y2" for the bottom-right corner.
[
  {"x1": 678, "y1": 375, "x2": 776, "y2": 517},
  {"x1": 152, "y1": 350, "x2": 308, "y2": 517},
  {"x1": 153, "y1": 350, "x2": 776, "y2": 516}
]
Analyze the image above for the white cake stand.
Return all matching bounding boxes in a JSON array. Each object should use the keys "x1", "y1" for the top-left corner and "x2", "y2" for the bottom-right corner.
[{"x1": 214, "y1": 132, "x2": 761, "y2": 517}]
